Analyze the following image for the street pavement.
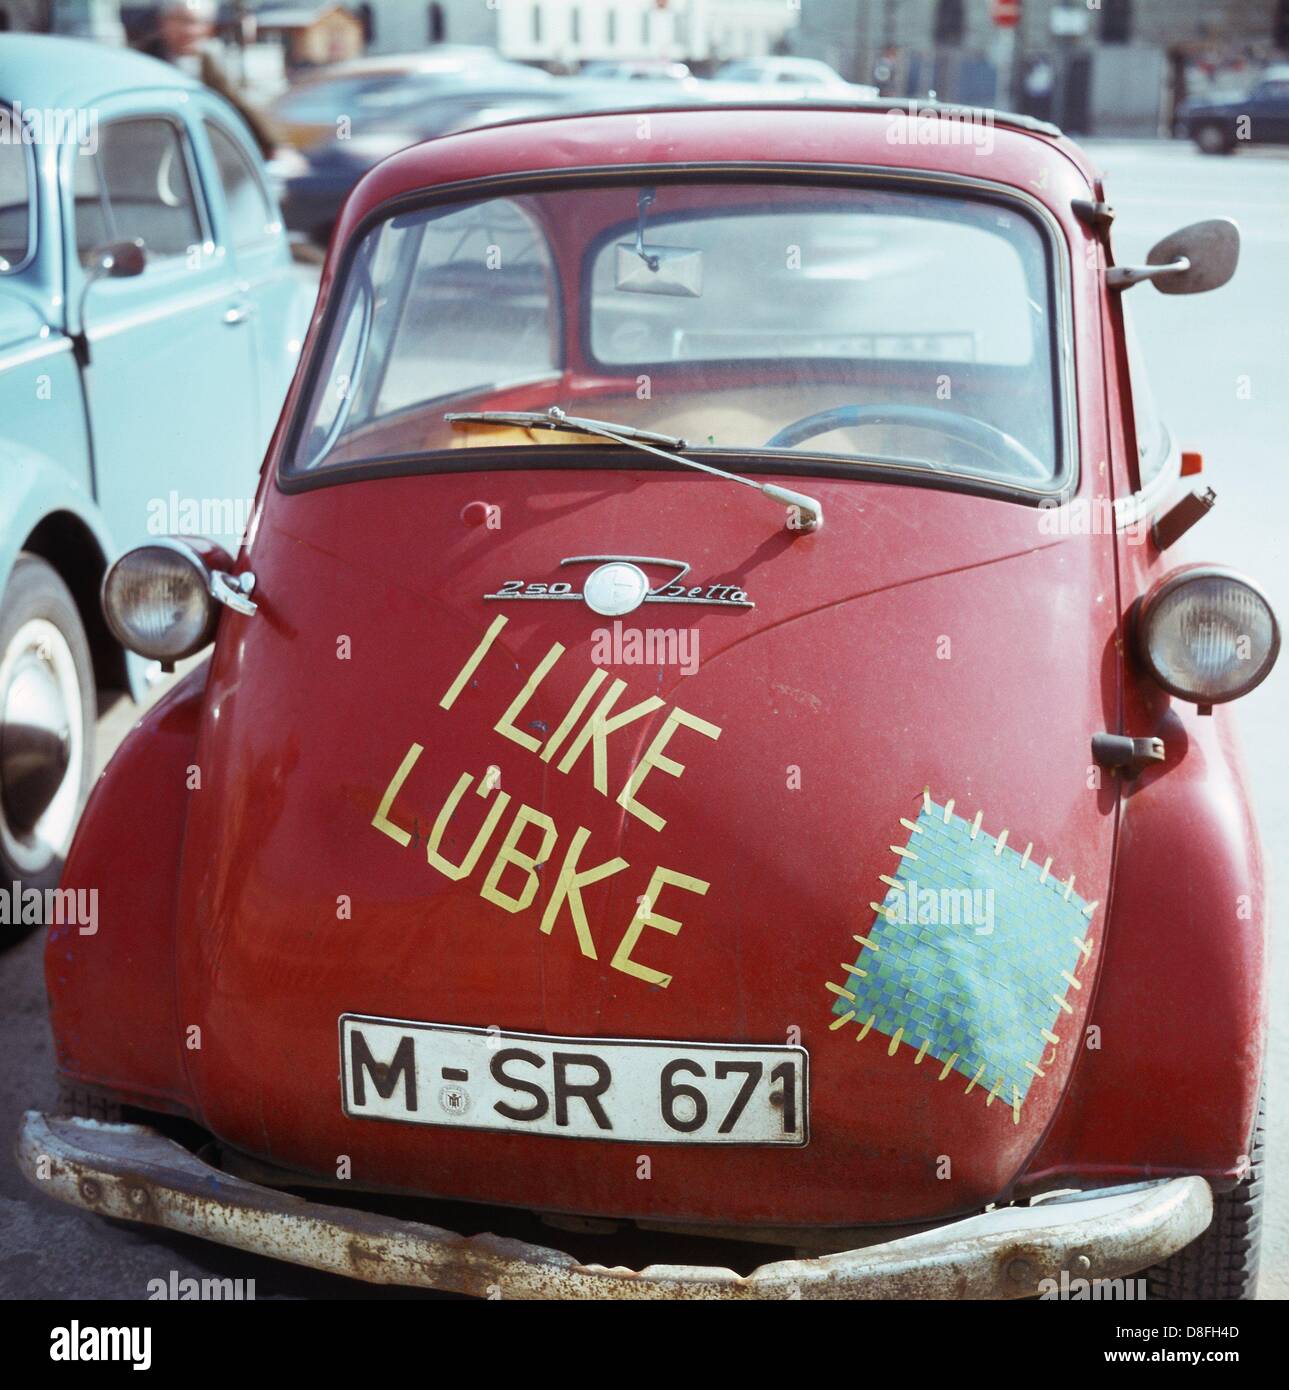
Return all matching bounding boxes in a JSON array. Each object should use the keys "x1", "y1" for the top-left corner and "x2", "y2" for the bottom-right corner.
[{"x1": 1, "y1": 137, "x2": 1285, "y2": 1301}]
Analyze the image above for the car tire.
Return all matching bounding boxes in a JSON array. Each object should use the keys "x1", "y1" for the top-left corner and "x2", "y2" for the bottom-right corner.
[
  {"x1": 0, "y1": 554, "x2": 96, "y2": 897},
  {"x1": 1146, "y1": 1084, "x2": 1264, "y2": 1299},
  {"x1": 1195, "y1": 122, "x2": 1235, "y2": 155}
]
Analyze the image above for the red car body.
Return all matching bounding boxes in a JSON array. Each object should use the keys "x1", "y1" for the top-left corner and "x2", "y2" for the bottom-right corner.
[{"x1": 34, "y1": 105, "x2": 1266, "y2": 1293}]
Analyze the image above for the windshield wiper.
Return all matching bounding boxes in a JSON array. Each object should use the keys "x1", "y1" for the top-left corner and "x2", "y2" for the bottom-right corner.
[{"x1": 445, "y1": 406, "x2": 823, "y2": 533}]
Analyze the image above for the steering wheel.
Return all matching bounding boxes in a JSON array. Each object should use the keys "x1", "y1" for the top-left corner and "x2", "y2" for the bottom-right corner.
[{"x1": 764, "y1": 404, "x2": 1049, "y2": 480}]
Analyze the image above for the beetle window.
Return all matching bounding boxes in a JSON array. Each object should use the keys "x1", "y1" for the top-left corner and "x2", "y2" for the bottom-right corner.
[
  {"x1": 204, "y1": 120, "x2": 277, "y2": 247},
  {"x1": 0, "y1": 120, "x2": 32, "y2": 272},
  {"x1": 73, "y1": 118, "x2": 203, "y2": 264},
  {"x1": 288, "y1": 180, "x2": 1065, "y2": 489}
]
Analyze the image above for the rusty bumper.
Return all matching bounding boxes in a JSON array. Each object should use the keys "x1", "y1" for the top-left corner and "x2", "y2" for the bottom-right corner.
[{"x1": 16, "y1": 1111, "x2": 1211, "y2": 1299}]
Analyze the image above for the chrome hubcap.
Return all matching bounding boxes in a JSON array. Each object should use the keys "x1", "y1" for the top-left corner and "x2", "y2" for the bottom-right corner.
[{"x1": 0, "y1": 619, "x2": 83, "y2": 874}]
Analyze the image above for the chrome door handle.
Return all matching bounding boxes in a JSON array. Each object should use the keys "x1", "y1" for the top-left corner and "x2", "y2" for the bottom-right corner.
[{"x1": 222, "y1": 301, "x2": 256, "y2": 325}]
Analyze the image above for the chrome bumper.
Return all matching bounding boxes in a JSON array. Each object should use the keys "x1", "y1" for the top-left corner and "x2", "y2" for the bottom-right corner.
[{"x1": 16, "y1": 1111, "x2": 1211, "y2": 1300}]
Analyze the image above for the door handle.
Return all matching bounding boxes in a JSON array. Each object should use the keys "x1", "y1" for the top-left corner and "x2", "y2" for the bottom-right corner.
[{"x1": 223, "y1": 300, "x2": 256, "y2": 325}]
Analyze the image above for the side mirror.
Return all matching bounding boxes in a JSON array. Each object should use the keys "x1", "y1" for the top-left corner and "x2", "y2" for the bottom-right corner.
[
  {"x1": 75, "y1": 238, "x2": 146, "y2": 364},
  {"x1": 1107, "y1": 218, "x2": 1240, "y2": 294},
  {"x1": 85, "y1": 237, "x2": 147, "y2": 282}
]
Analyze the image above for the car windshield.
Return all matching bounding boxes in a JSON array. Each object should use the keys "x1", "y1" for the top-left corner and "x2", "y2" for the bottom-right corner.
[{"x1": 289, "y1": 179, "x2": 1065, "y2": 488}]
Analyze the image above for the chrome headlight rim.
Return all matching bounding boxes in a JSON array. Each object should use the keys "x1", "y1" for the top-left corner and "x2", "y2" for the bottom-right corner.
[
  {"x1": 101, "y1": 537, "x2": 220, "y2": 664},
  {"x1": 1135, "y1": 563, "x2": 1280, "y2": 705}
]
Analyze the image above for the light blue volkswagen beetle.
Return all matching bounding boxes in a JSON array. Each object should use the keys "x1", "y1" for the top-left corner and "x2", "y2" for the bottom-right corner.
[{"x1": 0, "y1": 35, "x2": 311, "y2": 889}]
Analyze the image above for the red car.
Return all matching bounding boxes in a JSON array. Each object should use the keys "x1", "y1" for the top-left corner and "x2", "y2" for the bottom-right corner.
[{"x1": 20, "y1": 102, "x2": 1275, "y2": 1300}]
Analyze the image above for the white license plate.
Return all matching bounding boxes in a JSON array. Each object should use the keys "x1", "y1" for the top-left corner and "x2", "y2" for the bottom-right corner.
[{"x1": 339, "y1": 1015, "x2": 808, "y2": 1146}]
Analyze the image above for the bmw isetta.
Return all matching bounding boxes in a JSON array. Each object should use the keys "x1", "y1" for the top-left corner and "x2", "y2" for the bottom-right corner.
[{"x1": 20, "y1": 101, "x2": 1275, "y2": 1299}]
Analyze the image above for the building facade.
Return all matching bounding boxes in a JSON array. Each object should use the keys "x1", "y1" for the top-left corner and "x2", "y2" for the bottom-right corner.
[
  {"x1": 359, "y1": 0, "x2": 798, "y2": 66},
  {"x1": 792, "y1": 0, "x2": 1289, "y2": 133}
]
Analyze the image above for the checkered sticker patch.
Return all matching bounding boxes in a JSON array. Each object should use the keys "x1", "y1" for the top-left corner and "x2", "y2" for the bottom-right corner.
[{"x1": 827, "y1": 792, "x2": 1096, "y2": 1122}]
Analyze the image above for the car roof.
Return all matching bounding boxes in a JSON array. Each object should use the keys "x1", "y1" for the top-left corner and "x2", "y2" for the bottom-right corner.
[
  {"x1": 340, "y1": 101, "x2": 1093, "y2": 248},
  {"x1": 0, "y1": 33, "x2": 199, "y2": 108}
]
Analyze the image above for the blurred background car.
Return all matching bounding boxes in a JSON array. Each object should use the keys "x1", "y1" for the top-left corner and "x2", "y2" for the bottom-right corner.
[
  {"x1": 268, "y1": 46, "x2": 553, "y2": 151},
  {"x1": 579, "y1": 59, "x2": 693, "y2": 82},
  {"x1": 1177, "y1": 64, "x2": 1289, "y2": 151},
  {"x1": 277, "y1": 75, "x2": 717, "y2": 246},
  {"x1": 715, "y1": 55, "x2": 879, "y2": 98}
]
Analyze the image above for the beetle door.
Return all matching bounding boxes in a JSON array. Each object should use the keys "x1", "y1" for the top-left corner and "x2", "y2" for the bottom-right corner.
[
  {"x1": 68, "y1": 108, "x2": 261, "y2": 555},
  {"x1": 195, "y1": 106, "x2": 306, "y2": 455}
]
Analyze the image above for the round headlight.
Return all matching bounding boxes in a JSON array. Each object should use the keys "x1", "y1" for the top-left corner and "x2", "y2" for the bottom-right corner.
[
  {"x1": 1137, "y1": 566, "x2": 1280, "y2": 705},
  {"x1": 102, "y1": 541, "x2": 218, "y2": 664}
]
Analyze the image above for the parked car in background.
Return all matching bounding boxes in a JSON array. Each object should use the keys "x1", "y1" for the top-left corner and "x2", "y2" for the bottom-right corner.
[
  {"x1": 25, "y1": 101, "x2": 1271, "y2": 1299},
  {"x1": 579, "y1": 60, "x2": 693, "y2": 82},
  {"x1": 0, "y1": 35, "x2": 311, "y2": 890},
  {"x1": 1178, "y1": 65, "x2": 1289, "y2": 152},
  {"x1": 269, "y1": 48, "x2": 552, "y2": 151},
  {"x1": 715, "y1": 55, "x2": 878, "y2": 98},
  {"x1": 279, "y1": 77, "x2": 719, "y2": 246}
]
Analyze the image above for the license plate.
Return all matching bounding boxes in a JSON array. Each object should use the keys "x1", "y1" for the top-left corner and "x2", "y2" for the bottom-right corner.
[{"x1": 339, "y1": 1015, "x2": 808, "y2": 1146}]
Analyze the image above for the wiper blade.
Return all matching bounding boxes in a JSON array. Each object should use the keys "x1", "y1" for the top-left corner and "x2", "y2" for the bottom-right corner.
[
  {"x1": 448, "y1": 407, "x2": 688, "y2": 449},
  {"x1": 446, "y1": 406, "x2": 823, "y2": 533}
]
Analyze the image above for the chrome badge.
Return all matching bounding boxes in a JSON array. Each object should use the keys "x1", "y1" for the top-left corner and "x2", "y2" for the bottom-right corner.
[
  {"x1": 485, "y1": 556, "x2": 753, "y2": 613},
  {"x1": 583, "y1": 561, "x2": 651, "y2": 616}
]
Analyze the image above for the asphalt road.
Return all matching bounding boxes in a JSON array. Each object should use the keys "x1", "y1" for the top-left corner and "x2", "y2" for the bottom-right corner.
[{"x1": 1, "y1": 138, "x2": 1285, "y2": 1301}]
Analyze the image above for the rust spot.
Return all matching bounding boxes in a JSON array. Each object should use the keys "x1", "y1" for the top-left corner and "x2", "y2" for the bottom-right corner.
[
  {"x1": 78, "y1": 1178, "x2": 101, "y2": 1203},
  {"x1": 346, "y1": 1237, "x2": 384, "y2": 1269}
]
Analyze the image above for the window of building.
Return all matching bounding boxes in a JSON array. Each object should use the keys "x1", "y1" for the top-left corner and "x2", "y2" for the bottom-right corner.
[
  {"x1": 1100, "y1": 0, "x2": 1133, "y2": 45},
  {"x1": 934, "y1": 0, "x2": 965, "y2": 47}
]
